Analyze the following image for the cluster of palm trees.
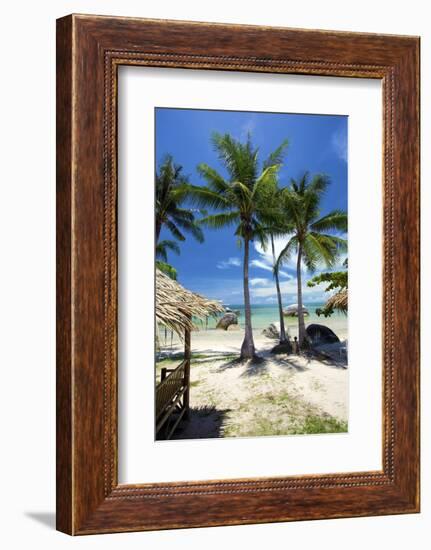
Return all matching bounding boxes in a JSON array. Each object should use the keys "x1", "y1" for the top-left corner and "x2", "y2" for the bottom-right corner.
[
  {"x1": 155, "y1": 155, "x2": 204, "y2": 280},
  {"x1": 156, "y1": 132, "x2": 347, "y2": 361}
]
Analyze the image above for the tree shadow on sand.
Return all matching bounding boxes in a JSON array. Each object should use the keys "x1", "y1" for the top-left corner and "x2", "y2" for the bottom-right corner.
[
  {"x1": 308, "y1": 349, "x2": 348, "y2": 369},
  {"x1": 157, "y1": 349, "x2": 239, "y2": 365},
  {"x1": 212, "y1": 345, "x2": 347, "y2": 378},
  {"x1": 270, "y1": 349, "x2": 347, "y2": 371},
  {"x1": 214, "y1": 355, "x2": 269, "y2": 377},
  {"x1": 216, "y1": 356, "x2": 245, "y2": 372},
  {"x1": 268, "y1": 354, "x2": 310, "y2": 372},
  {"x1": 168, "y1": 406, "x2": 230, "y2": 440},
  {"x1": 240, "y1": 356, "x2": 270, "y2": 377}
]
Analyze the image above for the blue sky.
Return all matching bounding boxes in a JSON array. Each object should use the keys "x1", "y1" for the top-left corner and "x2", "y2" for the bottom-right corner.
[{"x1": 156, "y1": 108, "x2": 347, "y2": 305}]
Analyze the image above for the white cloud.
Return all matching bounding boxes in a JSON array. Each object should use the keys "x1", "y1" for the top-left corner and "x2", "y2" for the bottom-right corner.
[
  {"x1": 240, "y1": 116, "x2": 257, "y2": 140},
  {"x1": 249, "y1": 276, "x2": 328, "y2": 302},
  {"x1": 331, "y1": 128, "x2": 348, "y2": 162},
  {"x1": 250, "y1": 278, "x2": 271, "y2": 287},
  {"x1": 250, "y1": 259, "x2": 273, "y2": 272},
  {"x1": 250, "y1": 278, "x2": 296, "y2": 299},
  {"x1": 216, "y1": 257, "x2": 241, "y2": 269},
  {"x1": 253, "y1": 238, "x2": 296, "y2": 272}
]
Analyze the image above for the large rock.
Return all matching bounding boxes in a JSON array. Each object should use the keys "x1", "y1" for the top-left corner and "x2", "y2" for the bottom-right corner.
[
  {"x1": 271, "y1": 341, "x2": 293, "y2": 354},
  {"x1": 224, "y1": 307, "x2": 241, "y2": 316},
  {"x1": 216, "y1": 312, "x2": 238, "y2": 330},
  {"x1": 262, "y1": 322, "x2": 281, "y2": 340},
  {"x1": 306, "y1": 324, "x2": 340, "y2": 345},
  {"x1": 283, "y1": 304, "x2": 309, "y2": 317}
]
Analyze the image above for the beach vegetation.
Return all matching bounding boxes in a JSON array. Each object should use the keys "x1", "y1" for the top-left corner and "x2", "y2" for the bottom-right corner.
[
  {"x1": 291, "y1": 415, "x2": 348, "y2": 434},
  {"x1": 308, "y1": 258, "x2": 348, "y2": 316}
]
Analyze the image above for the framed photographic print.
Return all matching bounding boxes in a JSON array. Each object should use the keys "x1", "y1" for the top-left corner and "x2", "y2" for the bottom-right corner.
[{"x1": 56, "y1": 14, "x2": 420, "y2": 535}]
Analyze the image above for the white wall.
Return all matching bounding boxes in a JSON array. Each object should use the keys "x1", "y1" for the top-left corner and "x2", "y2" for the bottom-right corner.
[{"x1": 0, "y1": 1, "x2": 428, "y2": 548}]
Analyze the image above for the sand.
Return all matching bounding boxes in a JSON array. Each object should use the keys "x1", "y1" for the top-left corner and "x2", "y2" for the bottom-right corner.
[{"x1": 157, "y1": 329, "x2": 349, "y2": 440}]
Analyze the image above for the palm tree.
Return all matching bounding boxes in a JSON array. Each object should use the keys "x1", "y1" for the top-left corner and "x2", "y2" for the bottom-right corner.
[
  {"x1": 263, "y1": 186, "x2": 291, "y2": 346},
  {"x1": 276, "y1": 173, "x2": 347, "y2": 348},
  {"x1": 271, "y1": 233, "x2": 289, "y2": 345},
  {"x1": 156, "y1": 239, "x2": 180, "y2": 279},
  {"x1": 155, "y1": 155, "x2": 204, "y2": 245},
  {"x1": 187, "y1": 132, "x2": 288, "y2": 360}
]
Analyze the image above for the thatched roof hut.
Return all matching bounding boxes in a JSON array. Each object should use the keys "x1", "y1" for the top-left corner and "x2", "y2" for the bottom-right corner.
[
  {"x1": 325, "y1": 289, "x2": 348, "y2": 314},
  {"x1": 156, "y1": 268, "x2": 224, "y2": 337}
]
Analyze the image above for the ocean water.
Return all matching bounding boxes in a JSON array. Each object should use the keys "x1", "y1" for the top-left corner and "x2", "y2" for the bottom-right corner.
[{"x1": 198, "y1": 303, "x2": 348, "y2": 340}]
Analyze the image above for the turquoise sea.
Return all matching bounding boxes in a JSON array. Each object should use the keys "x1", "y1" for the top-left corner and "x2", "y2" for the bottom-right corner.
[{"x1": 199, "y1": 303, "x2": 348, "y2": 340}]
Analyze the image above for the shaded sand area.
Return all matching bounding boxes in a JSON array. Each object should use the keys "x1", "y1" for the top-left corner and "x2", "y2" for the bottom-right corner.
[{"x1": 157, "y1": 330, "x2": 348, "y2": 440}]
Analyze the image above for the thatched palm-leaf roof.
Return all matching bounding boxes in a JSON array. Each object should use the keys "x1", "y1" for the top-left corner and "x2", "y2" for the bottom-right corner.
[
  {"x1": 156, "y1": 268, "x2": 224, "y2": 337},
  {"x1": 325, "y1": 289, "x2": 348, "y2": 314}
]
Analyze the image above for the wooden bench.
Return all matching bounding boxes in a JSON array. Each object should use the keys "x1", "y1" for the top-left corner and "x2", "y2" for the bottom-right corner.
[{"x1": 155, "y1": 359, "x2": 190, "y2": 439}]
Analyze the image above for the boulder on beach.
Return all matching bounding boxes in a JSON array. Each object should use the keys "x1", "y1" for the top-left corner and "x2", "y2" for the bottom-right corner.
[
  {"x1": 262, "y1": 322, "x2": 282, "y2": 340},
  {"x1": 262, "y1": 322, "x2": 292, "y2": 353},
  {"x1": 216, "y1": 312, "x2": 238, "y2": 331},
  {"x1": 283, "y1": 304, "x2": 309, "y2": 317},
  {"x1": 271, "y1": 341, "x2": 293, "y2": 354},
  {"x1": 227, "y1": 324, "x2": 240, "y2": 331},
  {"x1": 306, "y1": 323, "x2": 340, "y2": 345},
  {"x1": 223, "y1": 306, "x2": 241, "y2": 316}
]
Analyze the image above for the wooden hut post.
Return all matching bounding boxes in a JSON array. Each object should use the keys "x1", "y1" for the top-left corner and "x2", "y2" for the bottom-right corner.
[{"x1": 183, "y1": 320, "x2": 191, "y2": 419}]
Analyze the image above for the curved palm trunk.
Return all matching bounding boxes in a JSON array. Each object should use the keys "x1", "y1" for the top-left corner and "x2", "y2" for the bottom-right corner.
[
  {"x1": 240, "y1": 236, "x2": 256, "y2": 360},
  {"x1": 271, "y1": 235, "x2": 287, "y2": 344},
  {"x1": 296, "y1": 243, "x2": 306, "y2": 348}
]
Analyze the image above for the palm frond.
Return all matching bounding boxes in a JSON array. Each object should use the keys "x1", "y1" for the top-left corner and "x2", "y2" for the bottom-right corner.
[
  {"x1": 185, "y1": 184, "x2": 231, "y2": 210},
  {"x1": 304, "y1": 232, "x2": 341, "y2": 270},
  {"x1": 275, "y1": 235, "x2": 298, "y2": 272},
  {"x1": 314, "y1": 233, "x2": 348, "y2": 252},
  {"x1": 183, "y1": 221, "x2": 204, "y2": 243},
  {"x1": 310, "y1": 210, "x2": 348, "y2": 232},
  {"x1": 197, "y1": 163, "x2": 230, "y2": 193},
  {"x1": 165, "y1": 220, "x2": 185, "y2": 241},
  {"x1": 171, "y1": 207, "x2": 195, "y2": 222},
  {"x1": 301, "y1": 241, "x2": 319, "y2": 272},
  {"x1": 263, "y1": 139, "x2": 289, "y2": 170},
  {"x1": 230, "y1": 180, "x2": 253, "y2": 208},
  {"x1": 252, "y1": 222, "x2": 270, "y2": 250},
  {"x1": 281, "y1": 187, "x2": 302, "y2": 230},
  {"x1": 252, "y1": 165, "x2": 279, "y2": 199},
  {"x1": 156, "y1": 155, "x2": 206, "y2": 245},
  {"x1": 156, "y1": 239, "x2": 181, "y2": 261},
  {"x1": 199, "y1": 211, "x2": 240, "y2": 230},
  {"x1": 211, "y1": 132, "x2": 258, "y2": 186}
]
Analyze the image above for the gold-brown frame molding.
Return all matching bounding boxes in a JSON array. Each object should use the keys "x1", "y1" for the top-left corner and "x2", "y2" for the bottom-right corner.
[{"x1": 56, "y1": 14, "x2": 420, "y2": 534}]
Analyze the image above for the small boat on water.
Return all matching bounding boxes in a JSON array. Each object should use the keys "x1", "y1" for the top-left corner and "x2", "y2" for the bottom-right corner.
[{"x1": 283, "y1": 304, "x2": 309, "y2": 317}]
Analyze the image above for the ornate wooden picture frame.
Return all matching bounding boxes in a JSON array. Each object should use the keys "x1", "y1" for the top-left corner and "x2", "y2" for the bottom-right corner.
[{"x1": 56, "y1": 14, "x2": 420, "y2": 535}]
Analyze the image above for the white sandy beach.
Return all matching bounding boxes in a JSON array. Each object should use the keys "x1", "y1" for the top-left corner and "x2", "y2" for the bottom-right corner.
[{"x1": 157, "y1": 327, "x2": 348, "y2": 439}]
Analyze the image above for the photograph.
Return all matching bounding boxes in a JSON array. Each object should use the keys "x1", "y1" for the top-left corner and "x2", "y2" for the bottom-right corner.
[
  {"x1": 0, "y1": 1, "x2": 423, "y2": 544},
  {"x1": 155, "y1": 107, "x2": 349, "y2": 441}
]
